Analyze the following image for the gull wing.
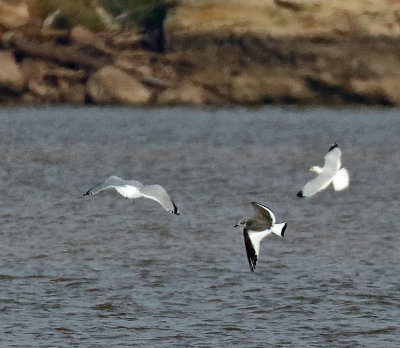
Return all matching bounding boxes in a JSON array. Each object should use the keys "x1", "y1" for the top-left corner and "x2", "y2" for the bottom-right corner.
[
  {"x1": 243, "y1": 228, "x2": 272, "y2": 272},
  {"x1": 251, "y1": 202, "x2": 274, "y2": 228},
  {"x1": 322, "y1": 147, "x2": 341, "y2": 176},
  {"x1": 140, "y1": 185, "x2": 179, "y2": 215},
  {"x1": 84, "y1": 176, "x2": 143, "y2": 198},
  {"x1": 299, "y1": 172, "x2": 333, "y2": 197},
  {"x1": 243, "y1": 228, "x2": 257, "y2": 272},
  {"x1": 84, "y1": 176, "x2": 129, "y2": 195},
  {"x1": 332, "y1": 167, "x2": 350, "y2": 191}
]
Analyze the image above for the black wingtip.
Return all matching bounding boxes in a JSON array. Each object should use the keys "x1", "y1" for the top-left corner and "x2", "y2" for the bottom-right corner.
[
  {"x1": 297, "y1": 190, "x2": 304, "y2": 198},
  {"x1": 83, "y1": 190, "x2": 91, "y2": 196},
  {"x1": 329, "y1": 142, "x2": 339, "y2": 151},
  {"x1": 281, "y1": 223, "x2": 288, "y2": 237},
  {"x1": 171, "y1": 201, "x2": 180, "y2": 215}
]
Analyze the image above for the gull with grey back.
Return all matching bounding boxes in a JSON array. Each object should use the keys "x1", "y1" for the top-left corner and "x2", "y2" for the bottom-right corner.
[
  {"x1": 235, "y1": 202, "x2": 287, "y2": 272},
  {"x1": 297, "y1": 143, "x2": 350, "y2": 198},
  {"x1": 84, "y1": 175, "x2": 179, "y2": 215}
]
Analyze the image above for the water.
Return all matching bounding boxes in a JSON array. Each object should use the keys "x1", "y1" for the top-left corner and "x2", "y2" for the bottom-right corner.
[{"x1": 0, "y1": 106, "x2": 399, "y2": 347}]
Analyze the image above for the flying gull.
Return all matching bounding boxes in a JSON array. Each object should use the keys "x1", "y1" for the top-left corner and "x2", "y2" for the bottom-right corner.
[
  {"x1": 297, "y1": 143, "x2": 349, "y2": 198},
  {"x1": 235, "y1": 202, "x2": 287, "y2": 272},
  {"x1": 84, "y1": 175, "x2": 179, "y2": 215}
]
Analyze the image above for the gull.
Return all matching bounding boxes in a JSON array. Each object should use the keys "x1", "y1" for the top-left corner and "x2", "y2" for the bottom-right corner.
[
  {"x1": 297, "y1": 143, "x2": 349, "y2": 198},
  {"x1": 84, "y1": 175, "x2": 179, "y2": 215},
  {"x1": 234, "y1": 202, "x2": 287, "y2": 272}
]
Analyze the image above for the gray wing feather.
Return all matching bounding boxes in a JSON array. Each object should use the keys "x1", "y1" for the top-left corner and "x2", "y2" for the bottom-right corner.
[
  {"x1": 251, "y1": 202, "x2": 274, "y2": 229},
  {"x1": 140, "y1": 185, "x2": 179, "y2": 214},
  {"x1": 84, "y1": 176, "x2": 142, "y2": 195}
]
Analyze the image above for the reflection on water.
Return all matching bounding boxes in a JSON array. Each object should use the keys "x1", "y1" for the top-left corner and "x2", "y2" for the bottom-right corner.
[{"x1": 0, "y1": 106, "x2": 399, "y2": 346}]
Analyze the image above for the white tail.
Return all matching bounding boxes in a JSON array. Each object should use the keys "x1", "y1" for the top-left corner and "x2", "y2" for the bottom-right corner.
[{"x1": 271, "y1": 222, "x2": 287, "y2": 237}]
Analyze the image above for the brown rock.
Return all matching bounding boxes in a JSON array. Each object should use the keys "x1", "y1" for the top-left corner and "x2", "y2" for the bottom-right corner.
[
  {"x1": 111, "y1": 32, "x2": 142, "y2": 50},
  {"x1": 20, "y1": 59, "x2": 47, "y2": 83},
  {"x1": 231, "y1": 73, "x2": 314, "y2": 103},
  {"x1": 0, "y1": 50, "x2": 24, "y2": 93},
  {"x1": 274, "y1": 0, "x2": 303, "y2": 11},
  {"x1": 28, "y1": 80, "x2": 59, "y2": 102},
  {"x1": 48, "y1": 67, "x2": 87, "y2": 82},
  {"x1": 157, "y1": 82, "x2": 205, "y2": 105},
  {"x1": 350, "y1": 77, "x2": 400, "y2": 105},
  {"x1": 27, "y1": 80, "x2": 47, "y2": 97},
  {"x1": 0, "y1": 0, "x2": 30, "y2": 29},
  {"x1": 114, "y1": 51, "x2": 152, "y2": 73},
  {"x1": 114, "y1": 55, "x2": 153, "y2": 78},
  {"x1": 58, "y1": 80, "x2": 86, "y2": 104},
  {"x1": 87, "y1": 65, "x2": 151, "y2": 105},
  {"x1": 70, "y1": 26, "x2": 109, "y2": 53}
]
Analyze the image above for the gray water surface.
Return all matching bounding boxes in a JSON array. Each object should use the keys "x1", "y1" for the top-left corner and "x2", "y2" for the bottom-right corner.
[{"x1": 0, "y1": 107, "x2": 399, "y2": 347}]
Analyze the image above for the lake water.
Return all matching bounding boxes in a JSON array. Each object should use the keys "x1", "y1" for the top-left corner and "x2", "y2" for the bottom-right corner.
[{"x1": 0, "y1": 106, "x2": 399, "y2": 347}]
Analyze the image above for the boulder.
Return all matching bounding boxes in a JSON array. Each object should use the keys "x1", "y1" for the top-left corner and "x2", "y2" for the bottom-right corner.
[
  {"x1": 20, "y1": 58, "x2": 48, "y2": 83},
  {"x1": 58, "y1": 80, "x2": 86, "y2": 104},
  {"x1": 47, "y1": 67, "x2": 86, "y2": 82},
  {"x1": 157, "y1": 82, "x2": 205, "y2": 105},
  {"x1": 70, "y1": 25, "x2": 109, "y2": 53},
  {"x1": 0, "y1": 50, "x2": 24, "y2": 93},
  {"x1": 27, "y1": 80, "x2": 59, "y2": 102},
  {"x1": 350, "y1": 77, "x2": 400, "y2": 105},
  {"x1": 231, "y1": 73, "x2": 314, "y2": 103},
  {"x1": 0, "y1": 0, "x2": 30, "y2": 29},
  {"x1": 111, "y1": 32, "x2": 142, "y2": 50},
  {"x1": 87, "y1": 65, "x2": 151, "y2": 105}
]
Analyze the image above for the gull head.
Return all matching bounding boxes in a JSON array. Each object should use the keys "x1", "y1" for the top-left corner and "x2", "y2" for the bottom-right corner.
[
  {"x1": 329, "y1": 142, "x2": 339, "y2": 151},
  {"x1": 234, "y1": 220, "x2": 247, "y2": 228}
]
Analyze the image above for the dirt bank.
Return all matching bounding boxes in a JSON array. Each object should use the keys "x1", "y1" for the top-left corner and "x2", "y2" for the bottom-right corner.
[{"x1": 2, "y1": 0, "x2": 400, "y2": 106}]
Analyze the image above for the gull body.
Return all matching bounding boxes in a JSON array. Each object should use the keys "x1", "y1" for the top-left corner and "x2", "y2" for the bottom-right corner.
[
  {"x1": 235, "y1": 202, "x2": 287, "y2": 272},
  {"x1": 297, "y1": 143, "x2": 349, "y2": 198},
  {"x1": 84, "y1": 175, "x2": 179, "y2": 215}
]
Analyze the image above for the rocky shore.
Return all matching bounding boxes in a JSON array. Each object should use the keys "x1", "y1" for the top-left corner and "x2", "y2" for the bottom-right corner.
[{"x1": 2, "y1": 0, "x2": 400, "y2": 106}]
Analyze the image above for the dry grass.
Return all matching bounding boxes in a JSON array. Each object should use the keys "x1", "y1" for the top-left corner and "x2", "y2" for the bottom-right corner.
[{"x1": 167, "y1": 0, "x2": 400, "y2": 37}]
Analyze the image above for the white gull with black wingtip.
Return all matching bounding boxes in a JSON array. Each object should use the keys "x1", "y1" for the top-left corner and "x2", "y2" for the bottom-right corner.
[
  {"x1": 297, "y1": 143, "x2": 350, "y2": 198},
  {"x1": 84, "y1": 175, "x2": 179, "y2": 215},
  {"x1": 235, "y1": 202, "x2": 287, "y2": 272}
]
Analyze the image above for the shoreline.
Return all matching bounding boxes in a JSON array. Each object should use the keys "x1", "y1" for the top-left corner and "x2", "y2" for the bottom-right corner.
[{"x1": 1, "y1": 0, "x2": 400, "y2": 107}]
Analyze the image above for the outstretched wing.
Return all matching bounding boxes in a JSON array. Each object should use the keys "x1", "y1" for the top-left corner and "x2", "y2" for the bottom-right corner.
[
  {"x1": 84, "y1": 175, "x2": 143, "y2": 198},
  {"x1": 251, "y1": 202, "x2": 274, "y2": 228},
  {"x1": 332, "y1": 167, "x2": 350, "y2": 191},
  {"x1": 140, "y1": 185, "x2": 179, "y2": 215},
  {"x1": 322, "y1": 147, "x2": 341, "y2": 176},
  {"x1": 298, "y1": 171, "x2": 333, "y2": 197},
  {"x1": 84, "y1": 176, "x2": 127, "y2": 195},
  {"x1": 243, "y1": 229, "x2": 257, "y2": 272}
]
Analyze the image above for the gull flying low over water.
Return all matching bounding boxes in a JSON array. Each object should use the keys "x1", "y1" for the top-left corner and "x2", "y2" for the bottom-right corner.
[
  {"x1": 235, "y1": 202, "x2": 287, "y2": 272},
  {"x1": 84, "y1": 175, "x2": 179, "y2": 215},
  {"x1": 297, "y1": 143, "x2": 350, "y2": 198}
]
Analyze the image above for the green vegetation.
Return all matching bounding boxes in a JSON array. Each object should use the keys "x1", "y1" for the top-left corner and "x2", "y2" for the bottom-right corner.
[
  {"x1": 101, "y1": 0, "x2": 173, "y2": 30},
  {"x1": 34, "y1": 0, "x2": 173, "y2": 32},
  {"x1": 35, "y1": 0, "x2": 105, "y2": 31}
]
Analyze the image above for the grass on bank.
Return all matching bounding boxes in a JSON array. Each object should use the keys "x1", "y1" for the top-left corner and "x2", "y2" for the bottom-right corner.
[{"x1": 33, "y1": 0, "x2": 172, "y2": 31}]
